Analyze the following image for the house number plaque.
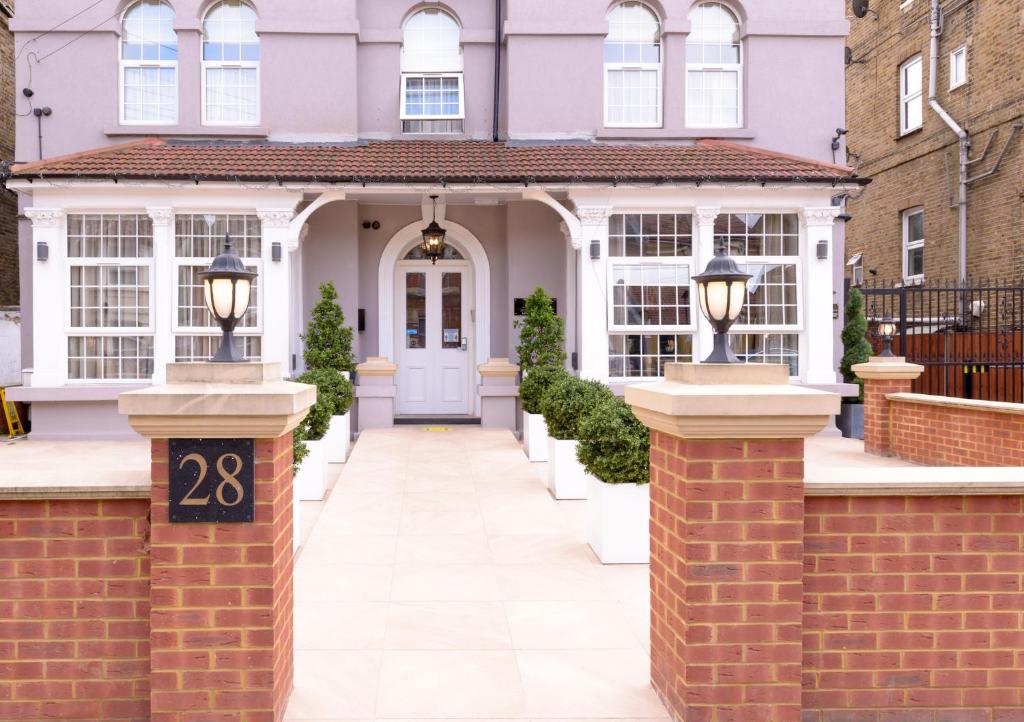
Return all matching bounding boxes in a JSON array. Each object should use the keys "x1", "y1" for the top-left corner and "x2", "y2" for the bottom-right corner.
[{"x1": 169, "y1": 439, "x2": 255, "y2": 523}]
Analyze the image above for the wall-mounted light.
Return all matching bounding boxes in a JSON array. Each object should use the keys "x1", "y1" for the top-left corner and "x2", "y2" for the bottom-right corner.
[
  {"x1": 590, "y1": 239, "x2": 601, "y2": 260},
  {"x1": 36, "y1": 241, "x2": 48, "y2": 262},
  {"x1": 358, "y1": 308, "x2": 366, "y2": 332},
  {"x1": 271, "y1": 242, "x2": 282, "y2": 262},
  {"x1": 816, "y1": 240, "x2": 829, "y2": 260}
]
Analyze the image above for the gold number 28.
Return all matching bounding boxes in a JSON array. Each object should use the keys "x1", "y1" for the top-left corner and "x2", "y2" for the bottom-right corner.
[{"x1": 179, "y1": 452, "x2": 245, "y2": 507}]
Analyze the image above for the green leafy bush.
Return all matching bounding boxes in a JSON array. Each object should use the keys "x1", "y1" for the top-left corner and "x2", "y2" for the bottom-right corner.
[
  {"x1": 520, "y1": 365, "x2": 570, "y2": 415},
  {"x1": 539, "y1": 375, "x2": 615, "y2": 440},
  {"x1": 514, "y1": 287, "x2": 566, "y2": 372},
  {"x1": 295, "y1": 366, "x2": 348, "y2": 441},
  {"x1": 303, "y1": 281, "x2": 355, "y2": 374},
  {"x1": 292, "y1": 423, "x2": 310, "y2": 471},
  {"x1": 576, "y1": 396, "x2": 649, "y2": 485},
  {"x1": 840, "y1": 288, "x2": 873, "y2": 401}
]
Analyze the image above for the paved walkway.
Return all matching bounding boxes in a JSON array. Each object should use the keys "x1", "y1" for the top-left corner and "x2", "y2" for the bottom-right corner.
[{"x1": 285, "y1": 427, "x2": 667, "y2": 721}]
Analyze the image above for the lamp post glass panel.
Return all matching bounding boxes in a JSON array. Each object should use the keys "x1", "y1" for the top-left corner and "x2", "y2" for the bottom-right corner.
[
  {"x1": 878, "y1": 314, "x2": 897, "y2": 357},
  {"x1": 693, "y1": 247, "x2": 752, "y2": 364},
  {"x1": 197, "y1": 235, "x2": 257, "y2": 362},
  {"x1": 420, "y1": 195, "x2": 448, "y2": 265}
]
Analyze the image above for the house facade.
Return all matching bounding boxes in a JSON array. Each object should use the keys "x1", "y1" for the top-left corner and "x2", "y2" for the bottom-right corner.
[
  {"x1": 7, "y1": 0, "x2": 861, "y2": 438},
  {"x1": 843, "y1": 0, "x2": 1023, "y2": 287}
]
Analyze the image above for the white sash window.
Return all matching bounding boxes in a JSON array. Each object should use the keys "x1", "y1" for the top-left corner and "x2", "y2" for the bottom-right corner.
[
  {"x1": 202, "y1": 1, "x2": 260, "y2": 125},
  {"x1": 686, "y1": 2, "x2": 742, "y2": 129},
  {"x1": 604, "y1": 2, "x2": 662, "y2": 128},
  {"x1": 120, "y1": 0, "x2": 177, "y2": 124}
]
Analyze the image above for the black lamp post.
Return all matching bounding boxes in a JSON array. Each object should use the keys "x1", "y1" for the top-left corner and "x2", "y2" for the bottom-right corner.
[
  {"x1": 693, "y1": 246, "x2": 752, "y2": 364},
  {"x1": 878, "y1": 313, "x2": 897, "y2": 357},
  {"x1": 420, "y1": 195, "x2": 447, "y2": 265},
  {"x1": 197, "y1": 235, "x2": 257, "y2": 362}
]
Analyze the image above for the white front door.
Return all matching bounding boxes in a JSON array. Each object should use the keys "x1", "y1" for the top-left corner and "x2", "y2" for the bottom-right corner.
[{"x1": 396, "y1": 262, "x2": 473, "y2": 415}]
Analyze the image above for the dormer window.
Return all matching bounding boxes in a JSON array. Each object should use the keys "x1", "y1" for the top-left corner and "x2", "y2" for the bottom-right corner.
[
  {"x1": 400, "y1": 8, "x2": 464, "y2": 135},
  {"x1": 120, "y1": 0, "x2": 178, "y2": 124}
]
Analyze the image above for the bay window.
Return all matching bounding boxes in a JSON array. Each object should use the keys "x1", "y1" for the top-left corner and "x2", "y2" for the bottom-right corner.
[
  {"x1": 120, "y1": 0, "x2": 177, "y2": 124},
  {"x1": 686, "y1": 2, "x2": 743, "y2": 128},
  {"x1": 401, "y1": 8, "x2": 464, "y2": 134},
  {"x1": 608, "y1": 213, "x2": 695, "y2": 377},
  {"x1": 67, "y1": 214, "x2": 154, "y2": 381},
  {"x1": 174, "y1": 214, "x2": 262, "y2": 361},
  {"x1": 202, "y1": 0, "x2": 260, "y2": 125},
  {"x1": 604, "y1": 2, "x2": 662, "y2": 128}
]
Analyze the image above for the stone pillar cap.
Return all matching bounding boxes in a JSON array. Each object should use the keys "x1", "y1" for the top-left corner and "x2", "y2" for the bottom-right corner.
[
  {"x1": 356, "y1": 356, "x2": 397, "y2": 376},
  {"x1": 625, "y1": 362, "x2": 840, "y2": 439},
  {"x1": 119, "y1": 362, "x2": 315, "y2": 439},
  {"x1": 852, "y1": 356, "x2": 925, "y2": 381},
  {"x1": 478, "y1": 357, "x2": 520, "y2": 378}
]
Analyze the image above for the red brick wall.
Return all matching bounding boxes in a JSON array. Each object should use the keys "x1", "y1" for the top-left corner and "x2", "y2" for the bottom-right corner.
[
  {"x1": 0, "y1": 497, "x2": 151, "y2": 721},
  {"x1": 803, "y1": 494, "x2": 1024, "y2": 722},
  {"x1": 889, "y1": 398, "x2": 1024, "y2": 467},
  {"x1": 149, "y1": 434, "x2": 294, "y2": 722},
  {"x1": 650, "y1": 430, "x2": 806, "y2": 722},
  {"x1": 862, "y1": 377, "x2": 913, "y2": 457}
]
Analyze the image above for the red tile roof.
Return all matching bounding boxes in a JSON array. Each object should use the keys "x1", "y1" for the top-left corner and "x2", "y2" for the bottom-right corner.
[{"x1": 10, "y1": 138, "x2": 867, "y2": 185}]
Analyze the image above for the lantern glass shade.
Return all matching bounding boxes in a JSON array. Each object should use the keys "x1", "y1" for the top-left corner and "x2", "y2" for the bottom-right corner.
[
  {"x1": 196, "y1": 236, "x2": 257, "y2": 362},
  {"x1": 698, "y1": 278, "x2": 747, "y2": 324},
  {"x1": 420, "y1": 221, "x2": 447, "y2": 264},
  {"x1": 692, "y1": 247, "x2": 752, "y2": 364},
  {"x1": 203, "y1": 276, "x2": 251, "y2": 323},
  {"x1": 878, "y1": 320, "x2": 897, "y2": 338}
]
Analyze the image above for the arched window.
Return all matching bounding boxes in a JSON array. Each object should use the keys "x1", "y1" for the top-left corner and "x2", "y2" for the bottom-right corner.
[
  {"x1": 400, "y1": 8, "x2": 464, "y2": 134},
  {"x1": 120, "y1": 0, "x2": 177, "y2": 124},
  {"x1": 686, "y1": 2, "x2": 742, "y2": 128},
  {"x1": 604, "y1": 2, "x2": 662, "y2": 128},
  {"x1": 202, "y1": 0, "x2": 260, "y2": 125}
]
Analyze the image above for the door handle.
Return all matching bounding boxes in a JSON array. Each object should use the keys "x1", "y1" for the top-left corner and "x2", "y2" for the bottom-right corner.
[{"x1": 460, "y1": 337, "x2": 468, "y2": 351}]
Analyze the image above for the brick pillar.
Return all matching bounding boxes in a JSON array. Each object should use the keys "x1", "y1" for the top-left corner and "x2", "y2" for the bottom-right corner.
[
  {"x1": 628, "y1": 363, "x2": 838, "y2": 722},
  {"x1": 120, "y1": 362, "x2": 314, "y2": 722},
  {"x1": 852, "y1": 357, "x2": 924, "y2": 456}
]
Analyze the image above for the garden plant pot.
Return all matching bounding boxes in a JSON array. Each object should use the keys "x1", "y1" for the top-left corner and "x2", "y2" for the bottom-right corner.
[
  {"x1": 323, "y1": 413, "x2": 351, "y2": 463},
  {"x1": 523, "y1": 410, "x2": 549, "y2": 462},
  {"x1": 294, "y1": 438, "x2": 328, "y2": 501},
  {"x1": 586, "y1": 475, "x2": 650, "y2": 564},
  {"x1": 547, "y1": 437, "x2": 590, "y2": 500},
  {"x1": 837, "y1": 402, "x2": 864, "y2": 440}
]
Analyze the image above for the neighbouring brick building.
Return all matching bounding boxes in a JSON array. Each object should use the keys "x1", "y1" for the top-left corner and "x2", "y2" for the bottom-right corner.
[
  {"x1": 843, "y1": 0, "x2": 1024, "y2": 285},
  {"x1": 0, "y1": 0, "x2": 17, "y2": 308}
]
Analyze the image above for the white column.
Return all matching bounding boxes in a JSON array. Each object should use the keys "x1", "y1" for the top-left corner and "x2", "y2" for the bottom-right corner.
[
  {"x1": 25, "y1": 208, "x2": 66, "y2": 387},
  {"x1": 693, "y1": 206, "x2": 720, "y2": 363},
  {"x1": 257, "y1": 208, "x2": 296, "y2": 377},
  {"x1": 575, "y1": 206, "x2": 612, "y2": 382},
  {"x1": 147, "y1": 207, "x2": 174, "y2": 384},
  {"x1": 802, "y1": 207, "x2": 841, "y2": 385},
  {"x1": 559, "y1": 221, "x2": 577, "y2": 374}
]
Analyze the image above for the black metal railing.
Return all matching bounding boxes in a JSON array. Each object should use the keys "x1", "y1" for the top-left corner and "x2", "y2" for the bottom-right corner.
[{"x1": 858, "y1": 279, "x2": 1024, "y2": 403}]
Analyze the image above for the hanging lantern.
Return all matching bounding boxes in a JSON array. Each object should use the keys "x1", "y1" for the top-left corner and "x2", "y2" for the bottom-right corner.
[{"x1": 420, "y1": 195, "x2": 447, "y2": 265}]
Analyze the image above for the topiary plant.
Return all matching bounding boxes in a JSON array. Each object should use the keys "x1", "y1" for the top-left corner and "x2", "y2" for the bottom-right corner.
[
  {"x1": 295, "y1": 367, "x2": 347, "y2": 441},
  {"x1": 538, "y1": 374, "x2": 615, "y2": 441},
  {"x1": 519, "y1": 365, "x2": 570, "y2": 415},
  {"x1": 514, "y1": 286, "x2": 566, "y2": 372},
  {"x1": 840, "y1": 287, "x2": 873, "y2": 401},
  {"x1": 576, "y1": 396, "x2": 649, "y2": 485},
  {"x1": 303, "y1": 281, "x2": 355, "y2": 374}
]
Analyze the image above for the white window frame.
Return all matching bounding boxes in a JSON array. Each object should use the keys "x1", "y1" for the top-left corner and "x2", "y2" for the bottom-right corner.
[
  {"x1": 902, "y1": 207, "x2": 925, "y2": 282},
  {"x1": 685, "y1": 2, "x2": 743, "y2": 129},
  {"x1": 847, "y1": 252, "x2": 864, "y2": 287},
  {"x1": 606, "y1": 211, "x2": 696, "y2": 379},
  {"x1": 201, "y1": 1, "x2": 260, "y2": 127},
  {"x1": 900, "y1": 55, "x2": 924, "y2": 136},
  {"x1": 119, "y1": 1, "x2": 178, "y2": 126},
  {"x1": 65, "y1": 212, "x2": 156, "y2": 384},
  {"x1": 949, "y1": 45, "x2": 967, "y2": 90},
  {"x1": 603, "y1": 2, "x2": 663, "y2": 129},
  {"x1": 399, "y1": 73, "x2": 466, "y2": 121}
]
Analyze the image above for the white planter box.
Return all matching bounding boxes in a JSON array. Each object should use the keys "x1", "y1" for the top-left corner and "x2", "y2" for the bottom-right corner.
[
  {"x1": 294, "y1": 438, "x2": 328, "y2": 501},
  {"x1": 586, "y1": 475, "x2": 650, "y2": 564},
  {"x1": 323, "y1": 413, "x2": 351, "y2": 464},
  {"x1": 547, "y1": 437, "x2": 590, "y2": 500},
  {"x1": 523, "y1": 410, "x2": 549, "y2": 462}
]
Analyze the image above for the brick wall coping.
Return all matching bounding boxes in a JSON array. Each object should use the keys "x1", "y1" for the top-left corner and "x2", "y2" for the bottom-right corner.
[
  {"x1": 6, "y1": 383, "x2": 149, "y2": 402},
  {"x1": 887, "y1": 390, "x2": 1024, "y2": 416},
  {"x1": 805, "y1": 467, "x2": 1024, "y2": 496},
  {"x1": 0, "y1": 439, "x2": 150, "y2": 500},
  {"x1": 478, "y1": 357, "x2": 520, "y2": 378},
  {"x1": 356, "y1": 356, "x2": 398, "y2": 377},
  {"x1": 852, "y1": 356, "x2": 925, "y2": 380}
]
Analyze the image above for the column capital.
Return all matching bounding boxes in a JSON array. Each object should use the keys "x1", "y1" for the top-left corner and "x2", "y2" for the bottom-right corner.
[
  {"x1": 146, "y1": 207, "x2": 174, "y2": 226},
  {"x1": 694, "y1": 206, "x2": 721, "y2": 225},
  {"x1": 803, "y1": 206, "x2": 841, "y2": 227},
  {"x1": 558, "y1": 221, "x2": 581, "y2": 250},
  {"x1": 575, "y1": 205, "x2": 612, "y2": 227},
  {"x1": 256, "y1": 208, "x2": 296, "y2": 229},
  {"x1": 24, "y1": 207, "x2": 64, "y2": 229}
]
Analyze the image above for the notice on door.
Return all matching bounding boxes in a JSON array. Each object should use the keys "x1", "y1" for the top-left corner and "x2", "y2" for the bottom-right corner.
[{"x1": 443, "y1": 328, "x2": 459, "y2": 344}]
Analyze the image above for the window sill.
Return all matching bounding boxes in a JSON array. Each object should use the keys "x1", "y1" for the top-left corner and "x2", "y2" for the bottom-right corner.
[
  {"x1": 105, "y1": 125, "x2": 270, "y2": 138},
  {"x1": 596, "y1": 128, "x2": 755, "y2": 140}
]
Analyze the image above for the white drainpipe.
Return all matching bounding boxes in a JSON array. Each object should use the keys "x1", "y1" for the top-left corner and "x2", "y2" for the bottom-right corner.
[{"x1": 929, "y1": 0, "x2": 969, "y2": 284}]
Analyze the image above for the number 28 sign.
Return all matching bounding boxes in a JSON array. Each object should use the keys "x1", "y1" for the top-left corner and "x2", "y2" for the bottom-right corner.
[{"x1": 169, "y1": 439, "x2": 255, "y2": 523}]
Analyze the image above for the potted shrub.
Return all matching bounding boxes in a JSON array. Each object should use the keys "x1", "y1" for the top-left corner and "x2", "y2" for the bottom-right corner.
[
  {"x1": 302, "y1": 282, "x2": 356, "y2": 463},
  {"x1": 538, "y1": 374, "x2": 614, "y2": 499},
  {"x1": 292, "y1": 366, "x2": 347, "y2": 501},
  {"x1": 577, "y1": 397, "x2": 650, "y2": 564},
  {"x1": 518, "y1": 365, "x2": 568, "y2": 462},
  {"x1": 838, "y1": 287, "x2": 872, "y2": 439},
  {"x1": 514, "y1": 286, "x2": 566, "y2": 461}
]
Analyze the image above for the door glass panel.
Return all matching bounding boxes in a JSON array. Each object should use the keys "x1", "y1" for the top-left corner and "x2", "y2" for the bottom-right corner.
[
  {"x1": 441, "y1": 272, "x2": 462, "y2": 349},
  {"x1": 405, "y1": 272, "x2": 426, "y2": 349}
]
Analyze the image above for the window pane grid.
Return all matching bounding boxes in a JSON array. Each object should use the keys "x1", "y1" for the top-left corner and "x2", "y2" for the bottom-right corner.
[
  {"x1": 174, "y1": 335, "x2": 261, "y2": 362},
  {"x1": 402, "y1": 8, "x2": 462, "y2": 72},
  {"x1": 737, "y1": 263, "x2": 798, "y2": 326},
  {"x1": 175, "y1": 214, "x2": 261, "y2": 258},
  {"x1": 903, "y1": 208, "x2": 925, "y2": 279},
  {"x1": 611, "y1": 264, "x2": 692, "y2": 328},
  {"x1": 609, "y1": 333, "x2": 693, "y2": 378},
  {"x1": 609, "y1": 213, "x2": 693, "y2": 257},
  {"x1": 901, "y1": 56, "x2": 923, "y2": 133},
  {"x1": 123, "y1": 65, "x2": 177, "y2": 123},
  {"x1": 714, "y1": 213, "x2": 799, "y2": 257},
  {"x1": 202, "y1": 0, "x2": 259, "y2": 61},
  {"x1": 69, "y1": 214, "x2": 154, "y2": 258},
  {"x1": 122, "y1": 0, "x2": 177, "y2": 61},
  {"x1": 686, "y1": 2, "x2": 741, "y2": 127},
  {"x1": 68, "y1": 336, "x2": 154, "y2": 381},
  {"x1": 604, "y1": 2, "x2": 661, "y2": 126},
  {"x1": 729, "y1": 333, "x2": 799, "y2": 376},
  {"x1": 403, "y1": 75, "x2": 462, "y2": 119},
  {"x1": 204, "y1": 66, "x2": 258, "y2": 123},
  {"x1": 70, "y1": 266, "x2": 151, "y2": 329},
  {"x1": 121, "y1": 0, "x2": 177, "y2": 122}
]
